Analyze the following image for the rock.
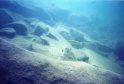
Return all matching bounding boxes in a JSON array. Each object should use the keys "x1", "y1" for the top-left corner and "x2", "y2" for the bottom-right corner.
[
  {"x1": 0, "y1": 28, "x2": 16, "y2": 38},
  {"x1": 68, "y1": 40, "x2": 84, "y2": 49},
  {"x1": 87, "y1": 42, "x2": 114, "y2": 57},
  {"x1": 60, "y1": 31, "x2": 73, "y2": 41},
  {"x1": 60, "y1": 30, "x2": 87, "y2": 49},
  {"x1": 74, "y1": 51, "x2": 89, "y2": 62},
  {"x1": 0, "y1": 9, "x2": 14, "y2": 27},
  {"x1": 39, "y1": 38, "x2": 49, "y2": 46},
  {"x1": 46, "y1": 33, "x2": 58, "y2": 41},
  {"x1": 34, "y1": 26, "x2": 49, "y2": 36},
  {"x1": 0, "y1": 38, "x2": 124, "y2": 84},
  {"x1": 70, "y1": 29, "x2": 86, "y2": 42},
  {"x1": 60, "y1": 31, "x2": 80, "y2": 49},
  {"x1": 77, "y1": 55, "x2": 89, "y2": 62},
  {"x1": 6, "y1": 21, "x2": 28, "y2": 36},
  {"x1": 32, "y1": 37, "x2": 49, "y2": 46},
  {"x1": 61, "y1": 46, "x2": 76, "y2": 61},
  {"x1": 27, "y1": 44, "x2": 34, "y2": 51}
]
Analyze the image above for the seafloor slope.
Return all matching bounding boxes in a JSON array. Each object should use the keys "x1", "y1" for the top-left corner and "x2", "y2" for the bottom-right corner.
[
  {"x1": 0, "y1": 36, "x2": 124, "y2": 84},
  {"x1": 0, "y1": 8, "x2": 124, "y2": 84}
]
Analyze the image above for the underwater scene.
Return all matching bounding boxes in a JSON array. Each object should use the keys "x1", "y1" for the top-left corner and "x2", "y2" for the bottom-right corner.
[{"x1": 0, "y1": 0, "x2": 124, "y2": 84}]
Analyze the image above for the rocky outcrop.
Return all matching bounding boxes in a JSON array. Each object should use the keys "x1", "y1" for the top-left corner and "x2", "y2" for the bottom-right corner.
[
  {"x1": 0, "y1": 28, "x2": 16, "y2": 38},
  {"x1": 34, "y1": 26, "x2": 49, "y2": 36},
  {"x1": 87, "y1": 43, "x2": 114, "y2": 57},
  {"x1": 32, "y1": 36, "x2": 49, "y2": 46},
  {"x1": 61, "y1": 46, "x2": 76, "y2": 61},
  {"x1": 61, "y1": 46, "x2": 89, "y2": 62},
  {"x1": 46, "y1": 33, "x2": 59, "y2": 41},
  {"x1": 60, "y1": 29, "x2": 114, "y2": 57},
  {"x1": 77, "y1": 55, "x2": 89, "y2": 62},
  {"x1": 5, "y1": 21, "x2": 28, "y2": 36},
  {"x1": 0, "y1": 38, "x2": 124, "y2": 84},
  {"x1": 68, "y1": 40, "x2": 84, "y2": 49},
  {"x1": 60, "y1": 30, "x2": 88, "y2": 49}
]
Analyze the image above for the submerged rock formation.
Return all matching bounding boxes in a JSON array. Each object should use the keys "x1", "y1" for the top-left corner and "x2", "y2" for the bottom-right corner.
[
  {"x1": 34, "y1": 26, "x2": 49, "y2": 36},
  {"x1": 5, "y1": 21, "x2": 28, "y2": 36},
  {"x1": 61, "y1": 46, "x2": 76, "y2": 61},
  {"x1": 0, "y1": 2, "x2": 124, "y2": 84},
  {"x1": 0, "y1": 38, "x2": 124, "y2": 84},
  {"x1": 0, "y1": 28, "x2": 16, "y2": 38},
  {"x1": 46, "y1": 33, "x2": 59, "y2": 41},
  {"x1": 77, "y1": 55, "x2": 89, "y2": 62}
]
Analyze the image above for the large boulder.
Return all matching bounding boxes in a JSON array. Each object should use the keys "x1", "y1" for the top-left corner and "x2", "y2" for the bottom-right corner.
[
  {"x1": 86, "y1": 42, "x2": 114, "y2": 57},
  {"x1": 68, "y1": 40, "x2": 84, "y2": 49},
  {"x1": 60, "y1": 30, "x2": 87, "y2": 49},
  {"x1": 70, "y1": 29, "x2": 86, "y2": 42},
  {"x1": 5, "y1": 21, "x2": 28, "y2": 36},
  {"x1": 46, "y1": 33, "x2": 59, "y2": 41},
  {"x1": 0, "y1": 38, "x2": 124, "y2": 84},
  {"x1": 0, "y1": 9, "x2": 14, "y2": 27},
  {"x1": 74, "y1": 50, "x2": 89, "y2": 62},
  {"x1": 61, "y1": 46, "x2": 76, "y2": 61},
  {"x1": 34, "y1": 26, "x2": 49, "y2": 36},
  {"x1": 59, "y1": 31, "x2": 73, "y2": 40},
  {"x1": 0, "y1": 28, "x2": 16, "y2": 38}
]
